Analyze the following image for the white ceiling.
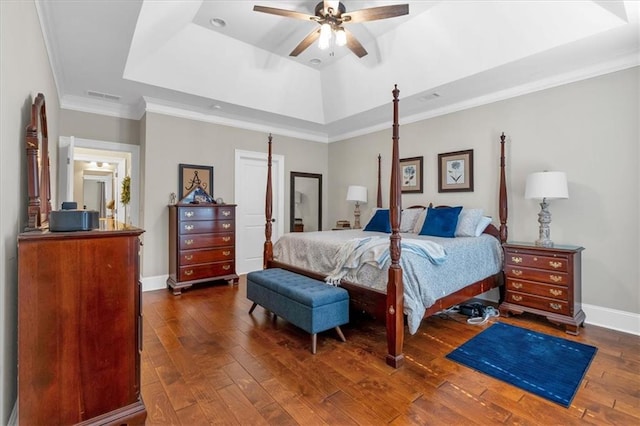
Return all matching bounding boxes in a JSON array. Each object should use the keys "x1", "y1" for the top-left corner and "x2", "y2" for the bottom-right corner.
[{"x1": 37, "y1": 0, "x2": 639, "y2": 142}]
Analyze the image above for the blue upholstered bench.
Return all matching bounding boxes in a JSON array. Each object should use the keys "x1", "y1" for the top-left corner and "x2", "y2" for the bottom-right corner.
[{"x1": 246, "y1": 268, "x2": 349, "y2": 354}]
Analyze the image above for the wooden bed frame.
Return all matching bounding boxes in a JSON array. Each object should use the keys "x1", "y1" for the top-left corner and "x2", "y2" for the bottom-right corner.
[{"x1": 263, "y1": 86, "x2": 508, "y2": 368}]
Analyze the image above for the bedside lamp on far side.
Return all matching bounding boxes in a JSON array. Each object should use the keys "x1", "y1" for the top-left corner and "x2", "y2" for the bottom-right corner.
[
  {"x1": 525, "y1": 171, "x2": 569, "y2": 248},
  {"x1": 346, "y1": 185, "x2": 367, "y2": 229}
]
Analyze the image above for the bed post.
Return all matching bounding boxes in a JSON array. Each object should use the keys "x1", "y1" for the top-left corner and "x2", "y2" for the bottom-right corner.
[
  {"x1": 263, "y1": 133, "x2": 274, "y2": 269},
  {"x1": 499, "y1": 132, "x2": 508, "y2": 243},
  {"x1": 377, "y1": 154, "x2": 383, "y2": 208},
  {"x1": 386, "y1": 85, "x2": 404, "y2": 368}
]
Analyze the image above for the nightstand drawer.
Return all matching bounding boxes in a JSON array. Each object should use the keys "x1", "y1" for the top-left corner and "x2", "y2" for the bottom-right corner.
[
  {"x1": 179, "y1": 220, "x2": 235, "y2": 235},
  {"x1": 179, "y1": 233, "x2": 235, "y2": 250},
  {"x1": 179, "y1": 261, "x2": 235, "y2": 281},
  {"x1": 505, "y1": 266, "x2": 570, "y2": 286},
  {"x1": 506, "y1": 278, "x2": 568, "y2": 301},
  {"x1": 505, "y1": 252, "x2": 569, "y2": 272},
  {"x1": 179, "y1": 247, "x2": 235, "y2": 265},
  {"x1": 506, "y1": 291, "x2": 570, "y2": 315}
]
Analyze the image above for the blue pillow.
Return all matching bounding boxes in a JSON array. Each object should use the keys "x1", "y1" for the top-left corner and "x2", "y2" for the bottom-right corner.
[
  {"x1": 364, "y1": 209, "x2": 391, "y2": 233},
  {"x1": 419, "y1": 206, "x2": 463, "y2": 238}
]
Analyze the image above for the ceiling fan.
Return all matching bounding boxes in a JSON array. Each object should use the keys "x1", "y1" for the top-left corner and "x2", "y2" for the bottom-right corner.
[{"x1": 253, "y1": 1, "x2": 409, "y2": 58}]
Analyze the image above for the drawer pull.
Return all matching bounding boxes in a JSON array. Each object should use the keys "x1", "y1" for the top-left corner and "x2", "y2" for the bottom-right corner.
[
  {"x1": 184, "y1": 224, "x2": 194, "y2": 231},
  {"x1": 184, "y1": 239, "x2": 194, "y2": 246},
  {"x1": 223, "y1": 250, "x2": 231, "y2": 256},
  {"x1": 549, "y1": 261, "x2": 562, "y2": 269},
  {"x1": 512, "y1": 282, "x2": 523, "y2": 289},
  {"x1": 184, "y1": 211, "x2": 194, "y2": 218},
  {"x1": 550, "y1": 275, "x2": 563, "y2": 283},
  {"x1": 184, "y1": 270, "x2": 193, "y2": 276},
  {"x1": 511, "y1": 269, "x2": 523, "y2": 276},
  {"x1": 222, "y1": 210, "x2": 231, "y2": 217},
  {"x1": 222, "y1": 223, "x2": 231, "y2": 229},
  {"x1": 549, "y1": 303, "x2": 562, "y2": 311},
  {"x1": 222, "y1": 265, "x2": 231, "y2": 271},
  {"x1": 511, "y1": 256, "x2": 522, "y2": 264},
  {"x1": 512, "y1": 295, "x2": 523, "y2": 302},
  {"x1": 184, "y1": 255, "x2": 193, "y2": 261},
  {"x1": 549, "y1": 288, "x2": 563, "y2": 297},
  {"x1": 222, "y1": 236, "x2": 231, "y2": 242}
]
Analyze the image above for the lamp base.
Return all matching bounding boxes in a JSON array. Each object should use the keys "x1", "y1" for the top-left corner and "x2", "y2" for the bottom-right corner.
[
  {"x1": 353, "y1": 202, "x2": 362, "y2": 229},
  {"x1": 535, "y1": 199, "x2": 554, "y2": 248}
]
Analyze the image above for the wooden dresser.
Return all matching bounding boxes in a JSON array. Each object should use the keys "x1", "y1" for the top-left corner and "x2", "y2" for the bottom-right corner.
[
  {"x1": 499, "y1": 242, "x2": 585, "y2": 335},
  {"x1": 167, "y1": 203, "x2": 238, "y2": 295},
  {"x1": 17, "y1": 226, "x2": 146, "y2": 425}
]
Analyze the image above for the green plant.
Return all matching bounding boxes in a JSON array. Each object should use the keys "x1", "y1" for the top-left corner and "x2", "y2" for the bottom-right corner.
[{"x1": 121, "y1": 176, "x2": 131, "y2": 205}]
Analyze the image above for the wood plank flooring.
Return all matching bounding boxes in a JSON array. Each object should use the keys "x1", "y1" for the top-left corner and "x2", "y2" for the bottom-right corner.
[{"x1": 141, "y1": 276, "x2": 640, "y2": 425}]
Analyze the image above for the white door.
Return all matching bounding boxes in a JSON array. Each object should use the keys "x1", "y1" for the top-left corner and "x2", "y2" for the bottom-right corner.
[
  {"x1": 235, "y1": 150, "x2": 284, "y2": 274},
  {"x1": 57, "y1": 136, "x2": 75, "y2": 206}
]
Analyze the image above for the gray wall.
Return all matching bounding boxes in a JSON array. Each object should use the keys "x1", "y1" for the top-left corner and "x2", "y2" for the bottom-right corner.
[
  {"x1": 60, "y1": 109, "x2": 140, "y2": 146},
  {"x1": 328, "y1": 67, "x2": 639, "y2": 315},
  {"x1": 0, "y1": 1, "x2": 60, "y2": 422},
  {"x1": 141, "y1": 113, "x2": 329, "y2": 278}
]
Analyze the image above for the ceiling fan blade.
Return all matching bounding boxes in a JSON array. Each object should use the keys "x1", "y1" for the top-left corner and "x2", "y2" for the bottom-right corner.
[
  {"x1": 344, "y1": 28, "x2": 368, "y2": 58},
  {"x1": 342, "y1": 4, "x2": 409, "y2": 24},
  {"x1": 253, "y1": 5, "x2": 316, "y2": 21},
  {"x1": 290, "y1": 28, "x2": 321, "y2": 57}
]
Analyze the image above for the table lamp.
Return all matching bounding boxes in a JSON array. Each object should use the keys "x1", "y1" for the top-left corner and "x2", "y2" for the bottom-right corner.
[
  {"x1": 346, "y1": 185, "x2": 367, "y2": 229},
  {"x1": 524, "y1": 171, "x2": 569, "y2": 247}
]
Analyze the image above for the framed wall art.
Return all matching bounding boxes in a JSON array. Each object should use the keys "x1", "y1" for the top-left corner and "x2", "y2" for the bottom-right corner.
[
  {"x1": 400, "y1": 156, "x2": 423, "y2": 193},
  {"x1": 178, "y1": 163, "x2": 213, "y2": 199},
  {"x1": 438, "y1": 149, "x2": 474, "y2": 192}
]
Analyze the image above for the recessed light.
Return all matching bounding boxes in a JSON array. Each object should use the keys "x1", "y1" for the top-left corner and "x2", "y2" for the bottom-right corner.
[
  {"x1": 210, "y1": 18, "x2": 226, "y2": 28},
  {"x1": 210, "y1": 104, "x2": 222, "y2": 110},
  {"x1": 309, "y1": 58, "x2": 322, "y2": 65}
]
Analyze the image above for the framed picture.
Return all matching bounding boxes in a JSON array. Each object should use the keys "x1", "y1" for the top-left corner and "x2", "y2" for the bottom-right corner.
[
  {"x1": 438, "y1": 149, "x2": 474, "y2": 192},
  {"x1": 178, "y1": 164, "x2": 213, "y2": 199},
  {"x1": 400, "y1": 156, "x2": 423, "y2": 193}
]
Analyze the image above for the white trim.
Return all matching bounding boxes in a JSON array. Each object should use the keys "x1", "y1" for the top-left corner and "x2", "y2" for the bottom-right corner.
[
  {"x1": 60, "y1": 95, "x2": 141, "y2": 120},
  {"x1": 583, "y1": 303, "x2": 640, "y2": 336},
  {"x1": 141, "y1": 275, "x2": 169, "y2": 292},
  {"x1": 60, "y1": 137, "x2": 140, "y2": 227},
  {"x1": 143, "y1": 100, "x2": 329, "y2": 143},
  {"x1": 8, "y1": 400, "x2": 17, "y2": 425}
]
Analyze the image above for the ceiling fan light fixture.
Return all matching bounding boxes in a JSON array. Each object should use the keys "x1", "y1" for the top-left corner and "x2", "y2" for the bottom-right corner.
[
  {"x1": 335, "y1": 27, "x2": 347, "y2": 46},
  {"x1": 319, "y1": 23, "x2": 332, "y2": 50}
]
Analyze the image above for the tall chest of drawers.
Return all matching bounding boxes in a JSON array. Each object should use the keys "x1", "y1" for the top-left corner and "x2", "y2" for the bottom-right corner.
[
  {"x1": 167, "y1": 204, "x2": 238, "y2": 295},
  {"x1": 499, "y1": 242, "x2": 585, "y2": 335}
]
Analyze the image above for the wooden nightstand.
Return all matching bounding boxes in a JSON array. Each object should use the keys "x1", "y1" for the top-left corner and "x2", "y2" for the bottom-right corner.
[{"x1": 500, "y1": 242, "x2": 585, "y2": 335}]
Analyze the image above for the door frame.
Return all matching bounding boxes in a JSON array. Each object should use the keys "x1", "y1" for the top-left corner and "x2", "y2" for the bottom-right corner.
[{"x1": 234, "y1": 149, "x2": 285, "y2": 274}]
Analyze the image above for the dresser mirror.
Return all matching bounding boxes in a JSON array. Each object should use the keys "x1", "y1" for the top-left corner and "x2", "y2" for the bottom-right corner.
[
  {"x1": 290, "y1": 172, "x2": 322, "y2": 232},
  {"x1": 25, "y1": 93, "x2": 52, "y2": 230}
]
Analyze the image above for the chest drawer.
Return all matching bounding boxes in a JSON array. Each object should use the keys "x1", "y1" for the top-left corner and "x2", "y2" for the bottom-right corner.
[
  {"x1": 505, "y1": 291, "x2": 570, "y2": 316},
  {"x1": 505, "y1": 251, "x2": 568, "y2": 272},
  {"x1": 505, "y1": 266, "x2": 570, "y2": 286},
  {"x1": 179, "y1": 261, "x2": 235, "y2": 281},
  {"x1": 179, "y1": 247, "x2": 234, "y2": 265},
  {"x1": 179, "y1": 233, "x2": 234, "y2": 250},
  {"x1": 506, "y1": 278, "x2": 568, "y2": 301},
  {"x1": 177, "y1": 206, "x2": 235, "y2": 221},
  {"x1": 178, "y1": 220, "x2": 235, "y2": 235}
]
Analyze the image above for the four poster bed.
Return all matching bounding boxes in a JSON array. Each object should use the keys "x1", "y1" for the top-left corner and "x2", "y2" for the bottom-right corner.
[{"x1": 262, "y1": 86, "x2": 508, "y2": 368}]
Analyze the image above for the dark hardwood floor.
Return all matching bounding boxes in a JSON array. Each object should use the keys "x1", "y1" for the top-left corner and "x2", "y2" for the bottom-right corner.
[{"x1": 141, "y1": 276, "x2": 640, "y2": 425}]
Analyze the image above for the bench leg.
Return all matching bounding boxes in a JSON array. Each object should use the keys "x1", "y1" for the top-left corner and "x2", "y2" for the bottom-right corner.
[
  {"x1": 311, "y1": 334, "x2": 317, "y2": 354},
  {"x1": 335, "y1": 326, "x2": 346, "y2": 342},
  {"x1": 249, "y1": 302, "x2": 258, "y2": 314}
]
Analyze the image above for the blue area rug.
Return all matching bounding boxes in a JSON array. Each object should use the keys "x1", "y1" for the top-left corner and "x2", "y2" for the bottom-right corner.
[{"x1": 446, "y1": 322, "x2": 597, "y2": 407}]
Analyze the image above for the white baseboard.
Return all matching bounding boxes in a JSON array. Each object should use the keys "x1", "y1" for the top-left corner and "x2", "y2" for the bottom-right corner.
[
  {"x1": 583, "y1": 303, "x2": 639, "y2": 336},
  {"x1": 477, "y1": 290, "x2": 639, "y2": 336},
  {"x1": 141, "y1": 274, "x2": 168, "y2": 292},
  {"x1": 137, "y1": 278, "x2": 639, "y2": 336}
]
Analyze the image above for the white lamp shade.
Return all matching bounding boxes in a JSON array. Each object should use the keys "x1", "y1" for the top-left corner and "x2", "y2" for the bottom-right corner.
[
  {"x1": 346, "y1": 185, "x2": 367, "y2": 203},
  {"x1": 525, "y1": 171, "x2": 569, "y2": 200}
]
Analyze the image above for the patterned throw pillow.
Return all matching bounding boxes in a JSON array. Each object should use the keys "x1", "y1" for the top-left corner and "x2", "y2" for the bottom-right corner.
[
  {"x1": 455, "y1": 208, "x2": 484, "y2": 237},
  {"x1": 400, "y1": 208, "x2": 424, "y2": 233}
]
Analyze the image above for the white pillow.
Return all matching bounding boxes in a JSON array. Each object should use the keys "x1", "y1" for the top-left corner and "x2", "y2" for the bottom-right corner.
[
  {"x1": 400, "y1": 208, "x2": 424, "y2": 233},
  {"x1": 455, "y1": 208, "x2": 484, "y2": 237},
  {"x1": 475, "y1": 216, "x2": 493, "y2": 237},
  {"x1": 412, "y1": 208, "x2": 428, "y2": 234}
]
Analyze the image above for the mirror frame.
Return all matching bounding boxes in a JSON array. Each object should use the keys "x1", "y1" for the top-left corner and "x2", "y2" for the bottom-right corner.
[
  {"x1": 25, "y1": 93, "x2": 51, "y2": 230},
  {"x1": 290, "y1": 172, "x2": 322, "y2": 233}
]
